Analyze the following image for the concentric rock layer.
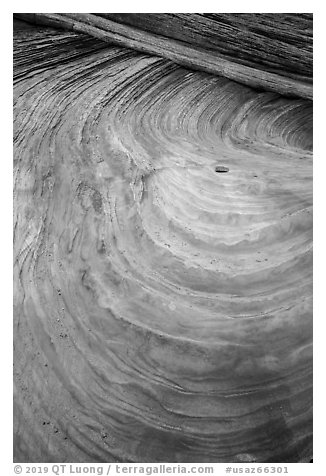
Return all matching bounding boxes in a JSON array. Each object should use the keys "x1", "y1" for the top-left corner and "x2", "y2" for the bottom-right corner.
[{"x1": 13, "y1": 17, "x2": 313, "y2": 463}]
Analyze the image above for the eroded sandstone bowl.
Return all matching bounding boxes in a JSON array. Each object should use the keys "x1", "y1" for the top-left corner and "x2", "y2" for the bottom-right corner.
[{"x1": 13, "y1": 16, "x2": 313, "y2": 463}]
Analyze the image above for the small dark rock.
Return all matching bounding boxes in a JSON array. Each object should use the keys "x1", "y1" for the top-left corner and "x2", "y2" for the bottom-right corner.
[{"x1": 215, "y1": 165, "x2": 229, "y2": 173}]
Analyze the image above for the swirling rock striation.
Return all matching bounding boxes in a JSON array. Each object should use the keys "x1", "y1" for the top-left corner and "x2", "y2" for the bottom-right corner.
[{"x1": 13, "y1": 17, "x2": 312, "y2": 463}]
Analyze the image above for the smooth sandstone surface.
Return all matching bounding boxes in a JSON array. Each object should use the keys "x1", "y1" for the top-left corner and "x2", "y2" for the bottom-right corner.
[{"x1": 13, "y1": 16, "x2": 313, "y2": 463}]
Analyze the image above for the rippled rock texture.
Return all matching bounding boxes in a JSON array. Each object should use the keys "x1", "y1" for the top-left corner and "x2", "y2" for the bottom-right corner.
[{"x1": 13, "y1": 14, "x2": 313, "y2": 463}]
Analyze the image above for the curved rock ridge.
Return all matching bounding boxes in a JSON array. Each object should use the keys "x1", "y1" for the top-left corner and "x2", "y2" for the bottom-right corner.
[
  {"x1": 96, "y1": 13, "x2": 312, "y2": 78},
  {"x1": 14, "y1": 13, "x2": 313, "y2": 99},
  {"x1": 13, "y1": 24, "x2": 312, "y2": 463}
]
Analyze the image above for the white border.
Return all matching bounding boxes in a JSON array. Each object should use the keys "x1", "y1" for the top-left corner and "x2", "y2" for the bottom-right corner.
[{"x1": 4, "y1": 3, "x2": 322, "y2": 474}]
